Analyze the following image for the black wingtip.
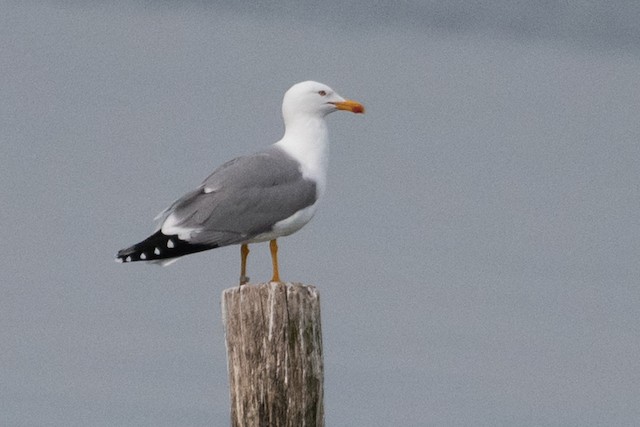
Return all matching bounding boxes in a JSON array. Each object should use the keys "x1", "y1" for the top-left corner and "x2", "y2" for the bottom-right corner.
[{"x1": 116, "y1": 230, "x2": 215, "y2": 264}]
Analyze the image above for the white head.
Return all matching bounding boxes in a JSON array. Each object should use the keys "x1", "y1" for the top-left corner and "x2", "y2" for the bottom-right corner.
[{"x1": 281, "y1": 81, "x2": 364, "y2": 124}]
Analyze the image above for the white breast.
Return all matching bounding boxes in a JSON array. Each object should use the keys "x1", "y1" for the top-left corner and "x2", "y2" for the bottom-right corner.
[{"x1": 276, "y1": 116, "x2": 330, "y2": 200}]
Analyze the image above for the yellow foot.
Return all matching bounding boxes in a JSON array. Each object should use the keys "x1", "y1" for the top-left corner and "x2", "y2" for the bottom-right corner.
[{"x1": 269, "y1": 239, "x2": 281, "y2": 284}]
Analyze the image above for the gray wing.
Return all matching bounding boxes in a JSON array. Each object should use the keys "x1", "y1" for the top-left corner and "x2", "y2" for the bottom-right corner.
[{"x1": 160, "y1": 145, "x2": 317, "y2": 246}]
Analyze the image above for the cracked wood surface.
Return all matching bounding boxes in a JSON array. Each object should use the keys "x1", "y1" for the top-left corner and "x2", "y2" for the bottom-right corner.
[{"x1": 222, "y1": 282, "x2": 324, "y2": 427}]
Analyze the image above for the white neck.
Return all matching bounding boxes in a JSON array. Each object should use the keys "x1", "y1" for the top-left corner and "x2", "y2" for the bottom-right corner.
[{"x1": 276, "y1": 115, "x2": 330, "y2": 199}]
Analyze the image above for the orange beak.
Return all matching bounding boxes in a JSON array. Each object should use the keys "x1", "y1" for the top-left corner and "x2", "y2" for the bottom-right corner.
[{"x1": 332, "y1": 100, "x2": 365, "y2": 114}]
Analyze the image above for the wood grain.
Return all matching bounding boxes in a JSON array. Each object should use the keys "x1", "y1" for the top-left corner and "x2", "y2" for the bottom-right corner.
[{"x1": 222, "y1": 282, "x2": 324, "y2": 427}]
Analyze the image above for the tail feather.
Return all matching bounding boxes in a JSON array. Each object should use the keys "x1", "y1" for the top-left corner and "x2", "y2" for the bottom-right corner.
[{"x1": 116, "y1": 230, "x2": 215, "y2": 265}]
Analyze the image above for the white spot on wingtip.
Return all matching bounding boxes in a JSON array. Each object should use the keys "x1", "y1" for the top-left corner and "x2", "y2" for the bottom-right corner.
[
  {"x1": 115, "y1": 257, "x2": 123, "y2": 263},
  {"x1": 125, "y1": 256, "x2": 132, "y2": 262},
  {"x1": 167, "y1": 239, "x2": 174, "y2": 248},
  {"x1": 154, "y1": 247, "x2": 160, "y2": 255},
  {"x1": 140, "y1": 253, "x2": 147, "y2": 260}
]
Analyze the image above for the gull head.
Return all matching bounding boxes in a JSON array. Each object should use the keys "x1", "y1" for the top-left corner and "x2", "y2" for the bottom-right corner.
[{"x1": 282, "y1": 81, "x2": 365, "y2": 122}]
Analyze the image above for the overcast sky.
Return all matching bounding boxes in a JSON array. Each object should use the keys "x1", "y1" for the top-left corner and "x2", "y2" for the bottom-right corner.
[{"x1": 2, "y1": 1, "x2": 640, "y2": 426}]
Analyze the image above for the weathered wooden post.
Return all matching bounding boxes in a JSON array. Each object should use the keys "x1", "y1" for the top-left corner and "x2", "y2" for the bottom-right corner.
[{"x1": 222, "y1": 282, "x2": 324, "y2": 427}]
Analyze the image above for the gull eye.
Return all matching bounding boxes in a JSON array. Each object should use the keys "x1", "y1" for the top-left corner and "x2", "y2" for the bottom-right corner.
[{"x1": 318, "y1": 90, "x2": 327, "y2": 96}]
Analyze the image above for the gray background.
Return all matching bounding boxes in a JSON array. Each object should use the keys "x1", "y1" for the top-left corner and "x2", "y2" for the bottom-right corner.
[{"x1": 2, "y1": 1, "x2": 639, "y2": 426}]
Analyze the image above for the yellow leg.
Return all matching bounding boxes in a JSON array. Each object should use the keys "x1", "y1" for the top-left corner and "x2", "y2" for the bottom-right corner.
[
  {"x1": 269, "y1": 239, "x2": 281, "y2": 283},
  {"x1": 239, "y1": 244, "x2": 250, "y2": 285}
]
